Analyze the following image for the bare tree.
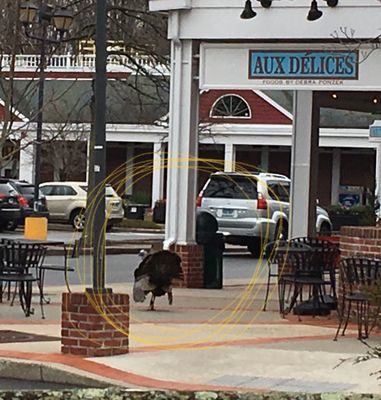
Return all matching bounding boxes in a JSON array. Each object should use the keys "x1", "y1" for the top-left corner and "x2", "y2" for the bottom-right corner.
[
  {"x1": 42, "y1": 123, "x2": 88, "y2": 181},
  {"x1": 0, "y1": 0, "x2": 169, "y2": 177}
]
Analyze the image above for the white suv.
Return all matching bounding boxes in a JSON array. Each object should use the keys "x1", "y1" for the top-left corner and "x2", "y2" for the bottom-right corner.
[
  {"x1": 39, "y1": 182, "x2": 124, "y2": 230},
  {"x1": 197, "y1": 172, "x2": 332, "y2": 255}
]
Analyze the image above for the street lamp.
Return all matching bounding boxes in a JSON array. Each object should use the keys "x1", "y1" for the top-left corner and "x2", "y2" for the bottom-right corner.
[
  {"x1": 240, "y1": 0, "x2": 338, "y2": 21},
  {"x1": 307, "y1": 0, "x2": 323, "y2": 21},
  {"x1": 19, "y1": 2, "x2": 73, "y2": 210}
]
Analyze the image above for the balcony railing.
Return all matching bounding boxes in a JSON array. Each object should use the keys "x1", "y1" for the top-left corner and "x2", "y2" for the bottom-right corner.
[{"x1": 0, "y1": 54, "x2": 169, "y2": 75}]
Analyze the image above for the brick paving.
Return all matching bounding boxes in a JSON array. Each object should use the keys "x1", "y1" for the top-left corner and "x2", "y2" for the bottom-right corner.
[{"x1": 0, "y1": 280, "x2": 380, "y2": 393}]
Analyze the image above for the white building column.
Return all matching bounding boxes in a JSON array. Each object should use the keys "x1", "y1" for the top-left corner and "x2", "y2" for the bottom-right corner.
[
  {"x1": 261, "y1": 145, "x2": 269, "y2": 172},
  {"x1": 376, "y1": 144, "x2": 381, "y2": 207},
  {"x1": 331, "y1": 148, "x2": 341, "y2": 205},
  {"x1": 19, "y1": 140, "x2": 34, "y2": 183},
  {"x1": 151, "y1": 141, "x2": 165, "y2": 207},
  {"x1": 290, "y1": 91, "x2": 319, "y2": 239},
  {"x1": 125, "y1": 144, "x2": 134, "y2": 195},
  {"x1": 164, "y1": 38, "x2": 199, "y2": 246},
  {"x1": 224, "y1": 143, "x2": 236, "y2": 172}
]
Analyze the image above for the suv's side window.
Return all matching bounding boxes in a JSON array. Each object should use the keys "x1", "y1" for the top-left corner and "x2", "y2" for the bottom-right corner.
[
  {"x1": 267, "y1": 181, "x2": 290, "y2": 202},
  {"x1": 45, "y1": 186, "x2": 77, "y2": 196},
  {"x1": 40, "y1": 185, "x2": 54, "y2": 196},
  {"x1": 62, "y1": 186, "x2": 77, "y2": 196},
  {"x1": 50, "y1": 186, "x2": 63, "y2": 196}
]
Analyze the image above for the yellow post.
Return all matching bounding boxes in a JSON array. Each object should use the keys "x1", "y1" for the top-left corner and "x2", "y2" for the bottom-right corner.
[{"x1": 24, "y1": 217, "x2": 48, "y2": 240}]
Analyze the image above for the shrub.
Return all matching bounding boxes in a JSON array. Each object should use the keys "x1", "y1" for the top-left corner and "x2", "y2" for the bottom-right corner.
[
  {"x1": 124, "y1": 191, "x2": 151, "y2": 205},
  {"x1": 327, "y1": 204, "x2": 376, "y2": 226}
]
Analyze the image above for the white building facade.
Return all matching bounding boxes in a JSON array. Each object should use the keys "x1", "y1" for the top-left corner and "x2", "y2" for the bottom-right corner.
[{"x1": 143, "y1": 0, "x2": 381, "y2": 286}]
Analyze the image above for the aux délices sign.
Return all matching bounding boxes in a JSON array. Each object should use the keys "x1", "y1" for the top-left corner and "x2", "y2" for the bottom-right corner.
[{"x1": 249, "y1": 50, "x2": 359, "y2": 80}]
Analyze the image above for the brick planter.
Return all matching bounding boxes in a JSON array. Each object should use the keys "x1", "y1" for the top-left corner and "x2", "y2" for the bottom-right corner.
[
  {"x1": 340, "y1": 226, "x2": 381, "y2": 258},
  {"x1": 338, "y1": 226, "x2": 381, "y2": 320},
  {"x1": 173, "y1": 244, "x2": 204, "y2": 288},
  {"x1": 61, "y1": 291, "x2": 129, "y2": 357}
]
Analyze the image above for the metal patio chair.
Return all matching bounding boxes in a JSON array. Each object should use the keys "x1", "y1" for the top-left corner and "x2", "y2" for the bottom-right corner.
[
  {"x1": 262, "y1": 239, "x2": 311, "y2": 312},
  {"x1": 279, "y1": 246, "x2": 338, "y2": 319},
  {"x1": 290, "y1": 236, "x2": 340, "y2": 303},
  {"x1": 290, "y1": 236, "x2": 336, "y2": 248},
  {"x1": 0, "y1": 242, "x2": 47, "y2": 318},
  {"x1": 334, "y1": 257, "x2": 381, "y2": 340}
]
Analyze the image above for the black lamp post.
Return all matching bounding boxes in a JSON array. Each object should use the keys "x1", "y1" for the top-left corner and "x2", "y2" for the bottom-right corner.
[
  {"x1": 19, "y1": 2, "x2": 73, "y2": 211},
  {"x1": 91, "y1": 0, "x2": 108, "y2": 292}
]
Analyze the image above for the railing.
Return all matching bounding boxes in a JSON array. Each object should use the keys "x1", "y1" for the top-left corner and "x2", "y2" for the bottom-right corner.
[{"x1": 0, "y1": 54, "x2": 169, "y2": 74}]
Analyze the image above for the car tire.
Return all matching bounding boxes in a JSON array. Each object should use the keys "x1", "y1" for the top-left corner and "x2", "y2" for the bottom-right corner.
[
  {"x1": 319, "y1": 222, "x2": 331, "y2": 236},
  {"x1": 6, "y1": 220, "x2": 18, "y2": 231},
  {"x1": 71, "y1": 209, "x2": 86, "y2": 231},
  {"x1": 275, "y1": 221, "x2": 288, "y2": 241},
  {"x1": 247, "y1": 238, "x2": 261, "y2": 257},
  {"x1": 0, "y1": 220, "x2": 6, "y2": 232}
]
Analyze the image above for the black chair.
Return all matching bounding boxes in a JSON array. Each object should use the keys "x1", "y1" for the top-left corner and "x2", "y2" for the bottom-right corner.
[
  {"x1": 320, "y1": 244, "x2": 340, "y2": 303},
  {"x1": 262, "y1": 240, "x2": 311, "y2": 312},
  {"x1": 279, "y1": 246, "x2": 338, "y2": 319},
  {"x1": 334, "y1": 257, "x2": 381, "y2": 340},
  {"x1": 290, "y1": 236, "x2": 340, "y2": 305},
  {"x1": 1, "y1": 238, "x2": 76, "y2": 302},
  {"x1": 38, "y1": 241, "x2": 76, "y2": 302},
  {"x1": 0, "y1": 242, "x2": 46, "y2": 318},
  {"x1": 290, "y1": 236, "x2": 335, "y2": 247}
]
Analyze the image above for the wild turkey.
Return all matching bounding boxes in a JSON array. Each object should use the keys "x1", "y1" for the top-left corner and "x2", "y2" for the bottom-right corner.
[{"x1": 133, "y1": 250, "x2": 183, "y2": 310}]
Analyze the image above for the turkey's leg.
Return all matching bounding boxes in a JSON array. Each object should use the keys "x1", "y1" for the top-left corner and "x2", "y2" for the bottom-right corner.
[{"x1": 149, "y1": 293, "x2": 156, "y2": 310}]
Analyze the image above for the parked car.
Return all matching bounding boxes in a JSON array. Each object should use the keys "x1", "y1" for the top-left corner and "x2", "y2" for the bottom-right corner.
[
  {"x1": 39, "y1": 181, "x2": 124, "y2": 230},
  {"x1": 197, "y1": 172, "x2": 332, "y2": 256},
  {"x1": 7, "y1": 179, "x2": 49, "y2": 224},
  {"x1": 0, "y1": 179, "x2": 21, "y2": 231}
]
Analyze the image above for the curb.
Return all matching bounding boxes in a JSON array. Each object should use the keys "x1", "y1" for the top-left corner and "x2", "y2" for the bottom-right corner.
[
  {"x1": 45, "y1": 238, "x2": 163, "y2": 257},
  {"x1": 47, "y1": 223, "x2": 164, "y2": 234},
  {"x1": 116, "y1": 227, "x2": 165, "y2": 233},
  {"x1": 47, "y1": 246, "x2": 151, "y2": 256},
  {"x1": 46, "y1": 246, "x2": 247, "y2": 257},
  {"x1": 0, "y1": 358, "x2": 116, "y2": 388}
]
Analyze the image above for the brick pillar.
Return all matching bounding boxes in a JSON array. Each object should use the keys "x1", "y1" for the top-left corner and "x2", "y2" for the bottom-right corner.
[
  {"x1": 338, "y1": 226, "x2": 381, "y2": 309},
  {"x1": 61, "y1": 291, "x2": 129, "y2": 357},
  {"x1": 340, "y1": 226, "x2": 381, "y2": 258},
  {"x1": 174, "y1": 243, "x2": 204, "y2": 288}
]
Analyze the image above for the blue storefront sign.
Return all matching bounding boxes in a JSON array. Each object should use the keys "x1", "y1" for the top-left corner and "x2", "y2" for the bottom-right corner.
[
  {"x1": 369, "y1": 121, "x2": 381, "y2": 140},
  {"x1": 249, "y1": 50, "x2": 358, "y2": 79},
  {"x1": 339, "y1": 194, "x2": 360, "y2": 207}
]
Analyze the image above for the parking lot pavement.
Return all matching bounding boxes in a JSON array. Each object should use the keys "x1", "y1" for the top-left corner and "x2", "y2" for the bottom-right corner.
[{"x1": 1, "y1": 226, "x2": 164, "y2": 244}]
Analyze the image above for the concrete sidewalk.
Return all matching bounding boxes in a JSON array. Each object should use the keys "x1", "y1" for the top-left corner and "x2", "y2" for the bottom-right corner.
[{"x1": 0, "y1": 280, "x2": 380, "y2": 394}]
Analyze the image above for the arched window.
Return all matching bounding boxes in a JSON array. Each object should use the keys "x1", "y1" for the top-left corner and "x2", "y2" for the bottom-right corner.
[{"x1": 210, "y1": 94, "x2": 251, "y2": 119}]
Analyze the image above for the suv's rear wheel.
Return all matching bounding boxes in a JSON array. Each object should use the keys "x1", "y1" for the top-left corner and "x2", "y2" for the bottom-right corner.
[
  {"x1": 247, "y1": 238, "x2": 261, "y2": 257},
  {"x1": 0, "y1": 220, "x2": 6, "y2": 232},
  {"x1": 319, "y1": 222, "x2": 331, "y2": 236},
  {"x1": 71, "y1": 209, "x2": 86, "y2": 231},
  {"x1": 275, "y1": 221, "x2": 288, "y2": 241}
]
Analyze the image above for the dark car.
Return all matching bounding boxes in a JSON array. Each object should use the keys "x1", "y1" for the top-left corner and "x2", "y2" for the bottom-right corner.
[
  {"x1": 0, "y1": 180, "x2": 21, "y2": 231},
  {"x1": 7, "y1": 180, "x2": 49, "y2": 225}
]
